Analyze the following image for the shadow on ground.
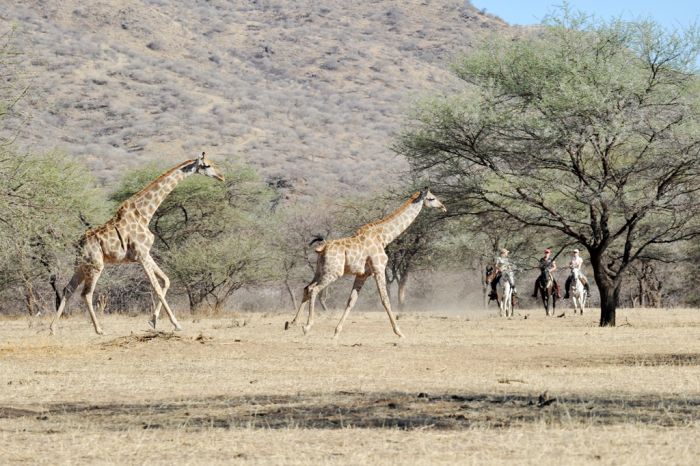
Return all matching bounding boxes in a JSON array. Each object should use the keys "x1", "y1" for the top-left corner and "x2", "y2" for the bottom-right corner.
[{"x1": 2, "y1": 391, "x2": 697, "y2": 431}]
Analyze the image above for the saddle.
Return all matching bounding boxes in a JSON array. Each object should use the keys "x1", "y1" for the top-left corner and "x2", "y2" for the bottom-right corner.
[
  {"x1": 539, "y1": 270, "x2": 553, "y2": 285},
  {"x1": 570, "y1": 270, "x2": 589, "y2": 287}
]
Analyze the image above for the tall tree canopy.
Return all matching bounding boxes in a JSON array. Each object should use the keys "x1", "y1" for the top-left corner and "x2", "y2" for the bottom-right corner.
[{"x1": 397, "y1": 9, "x2": 700, "y2": 325}]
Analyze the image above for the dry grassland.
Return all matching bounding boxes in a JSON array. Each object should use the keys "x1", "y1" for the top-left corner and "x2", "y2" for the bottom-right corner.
[{"x1": 0, "y1": 308, "x2": 699, "y2": 465}]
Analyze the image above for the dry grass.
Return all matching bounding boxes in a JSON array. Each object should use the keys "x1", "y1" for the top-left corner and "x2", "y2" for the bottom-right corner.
[{"x1": 1, "y1": 308, "x2": 699, "y2": 464}]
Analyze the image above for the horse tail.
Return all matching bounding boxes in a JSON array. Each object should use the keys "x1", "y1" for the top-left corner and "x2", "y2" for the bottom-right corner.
[{"x1": 309, "y1": 235, "x2": 326, "y2": 253}]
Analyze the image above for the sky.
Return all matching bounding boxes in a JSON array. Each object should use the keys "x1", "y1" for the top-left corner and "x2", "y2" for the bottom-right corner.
[{"x1": 473, "y1": 1, "x2": 699, "y2": 30}]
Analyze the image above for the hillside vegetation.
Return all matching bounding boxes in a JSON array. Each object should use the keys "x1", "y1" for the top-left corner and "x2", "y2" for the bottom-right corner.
[{"x1": 3, "y1": 0, "x2": 507, "y2": 194}]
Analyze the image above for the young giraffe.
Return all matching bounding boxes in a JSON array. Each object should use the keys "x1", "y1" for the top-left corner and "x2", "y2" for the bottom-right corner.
[
  {"x1": 285, "y1": 189, "x2": 447, "y2": 338},
  {"x1": 49, "y1": 152, "x2": 224, "y2": 335}
]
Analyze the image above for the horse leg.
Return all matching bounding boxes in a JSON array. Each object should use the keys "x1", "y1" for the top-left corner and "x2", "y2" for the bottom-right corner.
[
  {"x1": 506, "y1": 286, "x2": 513, "y2": 317},
  {"x1": 496, "y1": 284, "x2": 503, "y2": 317}
]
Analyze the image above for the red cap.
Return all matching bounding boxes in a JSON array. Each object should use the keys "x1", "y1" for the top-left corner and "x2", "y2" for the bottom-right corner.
[{"x1": 544, "y1": 248, "x2": 552, "y2": 254}]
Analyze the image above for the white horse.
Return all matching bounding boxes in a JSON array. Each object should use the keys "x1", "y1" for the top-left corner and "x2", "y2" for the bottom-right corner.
[
  {"x1": 496, "y1": 270, "x2": 515, "y2": 318},
  {"x1": 570, "y1": 268, "x2": 587, "y2": 315}
]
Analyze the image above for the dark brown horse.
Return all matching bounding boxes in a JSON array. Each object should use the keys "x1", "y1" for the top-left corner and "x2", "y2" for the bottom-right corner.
[{"x1": 535, "y1": 270, "x2": 557, "y2": 316}]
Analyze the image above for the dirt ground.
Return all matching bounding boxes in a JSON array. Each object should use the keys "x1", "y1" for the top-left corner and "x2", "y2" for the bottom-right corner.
[{"x1": 0, "y1": 307, "x2": 698, "y2": 465}]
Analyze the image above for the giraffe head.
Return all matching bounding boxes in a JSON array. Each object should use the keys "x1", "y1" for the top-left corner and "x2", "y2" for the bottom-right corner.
[
  {"x1": 420, "y1": 188, "x2": 447, "y2": 212},
  {"x1": 187, "y1": 152, "x2": 225, "y2": 181}
]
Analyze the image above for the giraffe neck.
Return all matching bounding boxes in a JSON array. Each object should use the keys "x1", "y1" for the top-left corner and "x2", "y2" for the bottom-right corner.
[
  {"x1": 128, "y1": 159, "x2": 197, "y2": 223},
  {"x1": 361, "y1": 192, "x2": 424, "y2": 246}
]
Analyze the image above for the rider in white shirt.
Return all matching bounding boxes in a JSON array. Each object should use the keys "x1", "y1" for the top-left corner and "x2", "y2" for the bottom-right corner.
[
  {"x1": 489, "y1": 248, "x2": 517, "y2": 299},
  {"x1": 564, "y1": 249, "x2": 590, "y2": 299}
]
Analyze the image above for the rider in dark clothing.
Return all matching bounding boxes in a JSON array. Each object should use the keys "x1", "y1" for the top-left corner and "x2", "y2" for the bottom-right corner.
[{"x1": 532, "y1": 248, "x2": 561, "y2": 299}]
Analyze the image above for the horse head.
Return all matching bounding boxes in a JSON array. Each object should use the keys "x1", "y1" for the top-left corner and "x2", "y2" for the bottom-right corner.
[
  {"x1": 571, "y1": 268, "x2": 581, "y2": 283},
  {"x1": 503, "y1": 270, "x2": 515, "y2": 286}
]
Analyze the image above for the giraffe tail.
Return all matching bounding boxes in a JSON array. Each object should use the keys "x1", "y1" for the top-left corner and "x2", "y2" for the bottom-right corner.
[{"x1": 309, "y1": 235, "x2": 326, "y2": 253}]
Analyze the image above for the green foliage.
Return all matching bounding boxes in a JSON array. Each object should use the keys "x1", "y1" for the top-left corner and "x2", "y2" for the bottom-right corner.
[
  {"x1": 397, "y1": 8, "x2": 700, "y2": 323},
  {"x1": 0, "y1": 149, "x2": 106, "y2": 312}
]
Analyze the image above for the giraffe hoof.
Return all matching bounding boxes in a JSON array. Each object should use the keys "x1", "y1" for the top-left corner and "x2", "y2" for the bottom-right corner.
[
  {"x1": 302, "y1": 325, "x2": 310, "y2": 335},
  {"x1": 148, "y1": 318, "x2": 157, "y2": 330},
  {"x1": 173, "y1": 324, "x2": 183, "y2": 332},
  {"x1": 95, "y1": 329, "x2": 105, "y2": 336},
  {"x1": 284, "y1": 321, "x2": 290, "y2": 330}
]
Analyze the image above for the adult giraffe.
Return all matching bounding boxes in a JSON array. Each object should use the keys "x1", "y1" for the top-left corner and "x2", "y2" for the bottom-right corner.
[
  {"x1": 285, "y1": 189, "x2": 447, "y2": 338},
  {"x1": 49, "y1": 152, "x2": 224, "y2": 335}
]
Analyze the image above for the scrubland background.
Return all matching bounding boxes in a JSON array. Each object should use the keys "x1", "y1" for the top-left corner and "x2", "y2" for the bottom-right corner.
[{"x1": 5, "y1": 0, "x2": 505, "y2": 192}]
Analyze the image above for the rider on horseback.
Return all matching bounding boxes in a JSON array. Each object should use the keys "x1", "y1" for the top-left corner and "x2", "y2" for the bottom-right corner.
[
  {"x1": 564, "y1": 249, "x2": 591, "y2": 299},
  {"x1": 489, "y1": 248, "x2": 516, "y2": 300},
  {"x1": 532, "y1": 248, "x2": 561, "y2": 298}
]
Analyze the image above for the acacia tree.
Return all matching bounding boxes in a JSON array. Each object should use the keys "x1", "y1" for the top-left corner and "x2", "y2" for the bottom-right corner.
[
  {"x1": 397, "y1": 10, "x2": 700, "y2": 326},
  {"x1": 0, "y1": 29, "x2": 106, "y2": 315},
  {"x1": 273, "y1": 199, "x2": 339, "y2": 311},
  {"x1": 0, "y1": 151, "x2": 106, "y2": 314}
]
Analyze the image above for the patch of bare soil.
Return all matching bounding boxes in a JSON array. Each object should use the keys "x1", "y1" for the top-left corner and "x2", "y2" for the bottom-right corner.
[
  {"x1": 100, "y1": 331, "x2": 214, "y2": 348},
  {"x1": 606, "y1": 353, "x2": 700, "y2": 367},
  {"x1": 2, "y1": 391, "x2": 696, "y2": 431},
  {"x1": 552, "y1": 352, "x2": 700, "y2": 369}
]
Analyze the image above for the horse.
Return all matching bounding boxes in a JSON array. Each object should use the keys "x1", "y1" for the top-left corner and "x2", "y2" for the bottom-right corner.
[
  {"x1": 496, "y1": 270, "x2": 515, "y2": 317},
  {"x1": 570, "y1": 268, "x2": 587, "y2": 315},
  {"x1": 536, "y1": 270, "x2": 557, "y2": 316}
]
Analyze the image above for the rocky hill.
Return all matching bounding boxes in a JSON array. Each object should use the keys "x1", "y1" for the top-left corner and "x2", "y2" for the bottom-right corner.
[{"x1": 3, "y1": 0, "x2": 509, "y2": 196}]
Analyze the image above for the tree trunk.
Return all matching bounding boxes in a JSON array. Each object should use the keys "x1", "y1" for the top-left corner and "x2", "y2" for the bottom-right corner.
[
  {"x1": 599, "y1": 285, "x2": 619, "y2": 327},
  {"x1": 23, "y1": 285, "x2": 37, "y2": 316},
  {"x1": 590, "y1": 250, "x2": 620, "y2": 327},
  {"x1": 397, "y1": 271, "x2": 409, "y2": 310},
  {"x1": 49, "y1": 273, "x2": 62, "y2": 311},
  {"x1": 284, "y1": 279, "x2": 298, "y2": 311}
]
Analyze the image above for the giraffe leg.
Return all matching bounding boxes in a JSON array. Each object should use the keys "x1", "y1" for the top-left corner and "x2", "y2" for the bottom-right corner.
[
  {"x1": 373, "y1": 268, "x2": 404, "y2": 338},
  {"x1": 147, "y1": 260, "x2": 170, "y2": 330},
  {"x1": 141, "y1": 256, "x2": 182, "y2": 331},
  {"x1": 81, "y1": 267, "x2": 105, "y2": 335},
  {"x1": 49, "y1": 268, "x2": 85, "y2": 335},
  {"x1": 303, "y1": 275, "x2": 336, "y2": 335},
  {"x1": 319, "y1": 287, "x2": 330, "y2": 312},
  {"x1": 286, "y1": 283, "x2": 313, "y2": 329},
  {"x1": 333, "y1": 273, "x2": 369, "y2": 339}
]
